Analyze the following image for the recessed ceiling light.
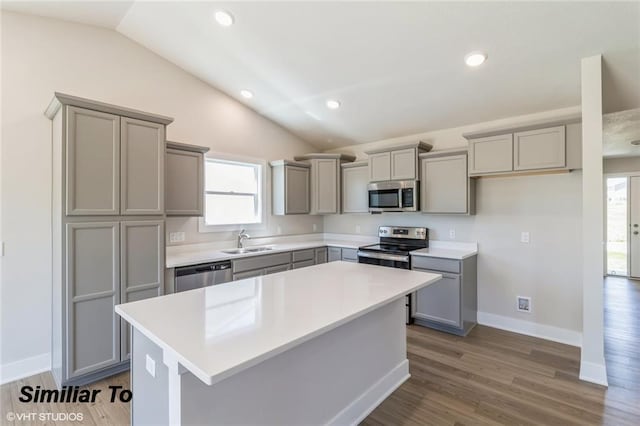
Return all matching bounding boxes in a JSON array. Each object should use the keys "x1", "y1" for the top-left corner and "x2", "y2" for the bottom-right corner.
[
  {"x1": 326, "y1": 100, "x2": 341, "y2": 110},
  {"x1": 631, "y1": 139, "x2": 640, "y2": 146},
  {"x1": 214, "y1": 10, "x2": 234, "y2": 27},
  {"x1": 240, "y1": 89, "x2": 253, "y2": 99},
  {"x1": 465, "y1": 51, "x2": 487, "y2": 67}
]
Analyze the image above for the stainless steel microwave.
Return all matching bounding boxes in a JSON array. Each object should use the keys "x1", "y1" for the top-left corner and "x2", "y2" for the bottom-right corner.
[{"x1": 368, "y1": 180, "x2": 419, "y2": 212}]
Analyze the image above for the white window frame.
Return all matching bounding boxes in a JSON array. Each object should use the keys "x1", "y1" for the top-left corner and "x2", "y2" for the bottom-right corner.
[{"x1": 198, "y1": 152, "x2": 267, "y2": 233}]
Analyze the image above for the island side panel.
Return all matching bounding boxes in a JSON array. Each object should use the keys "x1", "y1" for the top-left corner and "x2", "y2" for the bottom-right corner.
[
  {"x1": 132, "y1": 328, "x2": 170, "y2": 425},
  {"x1": 180, "y1": 299, "x2": 408, "y2": 426}
]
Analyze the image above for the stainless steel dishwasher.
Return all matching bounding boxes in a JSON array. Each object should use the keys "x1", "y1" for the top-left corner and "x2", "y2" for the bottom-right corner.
[{"x1": 175, "y1": 261, "x2": 233, "y2": 293}]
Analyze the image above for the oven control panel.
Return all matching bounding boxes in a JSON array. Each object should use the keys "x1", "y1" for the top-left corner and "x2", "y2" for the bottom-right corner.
[{"x1": 378, "y1": 226, "x2": 428, "y2": 240}]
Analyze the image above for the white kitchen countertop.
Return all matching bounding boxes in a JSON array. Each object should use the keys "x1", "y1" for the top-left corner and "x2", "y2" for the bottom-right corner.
[
  {"x1": 116, "y1": 261, "x2": 441, "y2": 386},
  {"x1": 166, "y1": 237, "x2": 376, "y2": 268},
  {"x1": 410, "y1": 241, "x2": 478, "y2": 260}
]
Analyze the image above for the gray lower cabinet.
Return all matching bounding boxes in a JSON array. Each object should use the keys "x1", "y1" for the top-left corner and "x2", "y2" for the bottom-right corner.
[
  {"x1": 166, "y1": 142, "x2": 209, "y2": 216},
  {"x1": 66, "y1": 222, "x2": 120, "y2": 379},
  {"x1": 327, "y1": 247, "x2": 358, "y2": 263},
  {"x1": 265, "y1": 264, "x2": 291, "y2": 274},
  {"x1": 233, "y1": 269, "x2": 265, "y2": 280},
  {"x1": 293, "y1": 259, "x2": 315, "y2": 269},
  {"x1": 315, "y1": 247, "x2": 328, "y2": 264},
  {"x1": 120, "y1": 221, "x2": 164, "y2": 360},
  {"x1": 232, "y1": 252, "x2": 292, "y2": 281},
  {"x1": 411, "y1": 255, "x2": 477, "y2": 336}
]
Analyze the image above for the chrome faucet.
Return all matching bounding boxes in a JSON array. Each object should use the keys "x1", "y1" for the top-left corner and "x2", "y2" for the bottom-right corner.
[{"x1": 237, "y1": 229, "x2": 250, "y2": 248}]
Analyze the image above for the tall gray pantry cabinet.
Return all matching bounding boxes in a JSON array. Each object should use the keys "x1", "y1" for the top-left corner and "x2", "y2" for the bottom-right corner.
[{"x1": 46, "y1": 93, "x2": 173, "y2": 387}]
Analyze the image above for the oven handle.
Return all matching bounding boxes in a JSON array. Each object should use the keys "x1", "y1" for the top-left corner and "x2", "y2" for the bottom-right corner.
[{"x1": 357, "y1": 251, "x2": 410, "y2": 263}]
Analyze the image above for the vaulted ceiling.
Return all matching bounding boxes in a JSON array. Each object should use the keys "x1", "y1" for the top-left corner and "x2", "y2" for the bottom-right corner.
[{"x1": 3, "y1": 1, "x2": 640, "y2": 152}]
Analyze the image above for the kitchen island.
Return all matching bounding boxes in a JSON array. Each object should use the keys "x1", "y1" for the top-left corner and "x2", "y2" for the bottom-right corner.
[{"x1": 116, "y1": 261, "x2": 441, "y2": 425}]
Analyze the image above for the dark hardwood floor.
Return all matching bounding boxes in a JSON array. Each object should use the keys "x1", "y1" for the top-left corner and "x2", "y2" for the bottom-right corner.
[{"x1": 2, "y1": 278, "x2": 639, "y2": 425}]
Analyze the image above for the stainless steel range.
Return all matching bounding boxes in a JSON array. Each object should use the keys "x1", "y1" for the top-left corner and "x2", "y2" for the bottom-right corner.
[{"x1": 357, "y1": 226, "x2": 429, "y2": 324}]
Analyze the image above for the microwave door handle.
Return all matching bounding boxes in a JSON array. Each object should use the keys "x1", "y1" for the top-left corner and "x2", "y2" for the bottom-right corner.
[{"x1": 398, "y1": 188, "x2": 403, "y2": 207}]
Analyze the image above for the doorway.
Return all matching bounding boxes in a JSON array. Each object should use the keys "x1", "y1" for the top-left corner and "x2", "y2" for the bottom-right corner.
[{"x1": 605, "y1": 175, "x2": 640, "y2": 278}]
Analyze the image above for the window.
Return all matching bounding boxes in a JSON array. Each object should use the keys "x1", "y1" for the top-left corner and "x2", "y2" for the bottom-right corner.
[{"x1": 203, "y1": 158, "x2": 263, "y2": 228}]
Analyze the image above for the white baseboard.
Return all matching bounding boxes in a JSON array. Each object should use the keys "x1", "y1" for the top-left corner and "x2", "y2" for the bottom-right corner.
[
  {"x1": 0, "y1": 353, "x2": 51, "y2": 385},
  {"x1": 328, "y1": 359, "x2": 410, "y2": 426},
  {"x1": 579, "y1": 360, "x2": 608, "y2": 386},
  {"x1": 477, "y1": 312, "x2": 582, "y2": 347}
]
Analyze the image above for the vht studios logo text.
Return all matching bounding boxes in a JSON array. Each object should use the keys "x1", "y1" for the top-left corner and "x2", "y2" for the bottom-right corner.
[{"x1": 19, "y1": 385, "x2": 132, "y2": 403}]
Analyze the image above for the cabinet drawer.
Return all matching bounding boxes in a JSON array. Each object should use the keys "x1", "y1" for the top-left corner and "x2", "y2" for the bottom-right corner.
[
  {"x1": 265, "y1": 264, "x2": 291, "y2": 275},
  {"x1": 292, "y1": 249, "x2": 315, "y2": 262},
  {"x1": 341, "y1": 248, "x2": 358, "y2": 262},
  {"x1": 411, "y1": 256, "x2": 460, "y2": 273},
  {"x1": 292, "y1": 259, "x2": 315, "y2": 269},
  {"x1": 233, "y1": 269, "x2": 264, "y2": 281},
  {"x1": 232, "y1": 252, "x2": 292, "y2": 273}
]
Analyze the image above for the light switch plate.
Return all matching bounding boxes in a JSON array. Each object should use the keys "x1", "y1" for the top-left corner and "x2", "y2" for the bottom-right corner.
[
  {"x1": 449, "y1": 229, "x2": 456, "y2": 240},
  {"x1": 520, "y1": 232, "x2": 530, "y2": 243},
  {"x1": 313, "y1": 223, "x2": 317, "y2": 232},
  {"x1": 145, "y1": 354, "x2": 156, "y2": 378},
  {"x1": 356, "y1": 225, "x2": 361, "y2": 234},
  {"x1": 169, "y1": 232, "x2": 185, "y2": 243}
]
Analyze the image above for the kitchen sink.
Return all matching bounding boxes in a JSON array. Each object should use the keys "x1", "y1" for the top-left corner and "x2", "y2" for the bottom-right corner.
[{"x1": 221, "y1": 247, "x2": 274, "y2": 255}]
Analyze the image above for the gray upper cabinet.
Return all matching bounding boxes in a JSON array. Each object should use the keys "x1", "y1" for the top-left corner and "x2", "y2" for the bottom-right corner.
[
  {"x1": 465, "y1": 123, "x2": 576, "y2": 177},
  {"x1": 368, "y1": 152, "x2": 391, "y2": 182},
  {"x1": 120, "y1": 117, "x2": 165, "y2": 215},
  {"x1": 66, "y1": 222, "x2": 120, "y2": 378},
  {"x1": 513, "y1": 126, "x2": 566, "y2": 170},
  {"x1": 468, "y1": 134, "x2": 513, "y2": 175},
  {"x1": 165, "y1": 142, "x2": 209, "y2": 216},
  {"x1": 293, "y1": 154, "x2": 356, "y2": 215},
  {"x1": 341, "y1": 162, "x2": 369, "y2": 213},
  {"x1": 391, "y1": 148, "x2": 417, "y2": 180},
  {"x1": 420, "y1": 152, "x2": 474, "y2": 215},
  {"x1": 120, "y1": 220, "x2": 164, "y2": 360},
  {"x1": 312, "y1": 159, "x2": 339, "y2": 214},
  {"x1": 365, "y1": 142, "x2": 432, "y2": 182},
  {"x1": 271, "y1": 160, "x2": 310, "y2": 215},
  {"x1": 66, "y1": 106, "x2": 120, "y2": 216}
]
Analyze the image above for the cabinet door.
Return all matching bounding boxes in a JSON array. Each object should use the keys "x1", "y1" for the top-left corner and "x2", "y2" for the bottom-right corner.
[
  {"x1": 413, "y1": 271, "x2": 461, "y2": 328},
  {"x1": 341, "y1": 248, "x2": 359, "y2": 262},
  {"x1": 315, "y1": 247, "x2": 328, "y2": 264},
  {"x1": 468, "y1": 134, "x2": 513, "y2": 175},
  {"x1": 66, "y1": 222, "x2": 120, "y2": 378},
  {"x1": 368, "y1": 152, "x2": 391, "y2": 182},
  {"x1": 66, "y1": 106, "x2": 120, "y2": 215},
  {"x1": 285, "y1": 166, "x2": 310, "y2": 214},
  {"x1": 391, "y1": 148, "x2": 417, "y2": 180},
  {"x1": 328, "y1": 247, "x2": 342, "y2": 262},
  {"x1": 314, "y1": 159, "x2": 338, "y2": 214},
  {"x1": 121, "y1": 117, "x2": 165, "y2": 215},
  {"x1": 233, "y1": 269, "x2": 265, "y2": 281},
  {"x1": 513, "y1": 126, "x2": 566, "y2": 170},
  {"x1": 421, "y1": 155, "x2": 468, "y2": 214},
  {"x1": 166, "y1": 149, "x2": 204, "y2": 216},
  {"x1": 120, "y1": 221, "x2": 164, "y2": 360},
  {"x1": 342, "y1": 166, "x2": 369, "y2": 213}
]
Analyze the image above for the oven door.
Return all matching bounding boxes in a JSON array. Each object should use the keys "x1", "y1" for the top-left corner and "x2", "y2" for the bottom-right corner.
[{"x1": 357, "y1": 251, "x2": 410, "y2": 269}]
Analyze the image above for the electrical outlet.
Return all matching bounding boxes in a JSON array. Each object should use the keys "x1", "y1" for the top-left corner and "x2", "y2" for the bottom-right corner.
[
  {"x1": 449, "y1": 229, "x2": 456, "y2": 240},
  {"x1": 277, "y1": 226, "x2": 282, "y2": 235},
  {"x1": 356, "y1": 225, "x2": 361, "y2": 234},
  {"x1": 521, "y1": 232, "x2": 530, "y2": 243},
  {"x1": 145, "y1": 354, "x2": 156, "y2": 378},
  {"x1": 313, "y1": 223, "x2": 317, "y2": 232},
  {"x1": 169, "y1": 232, "x2": 185, "y2": 243},
  {"x1": 517, "y1": 296, "x2": 532, "y2": 313}
]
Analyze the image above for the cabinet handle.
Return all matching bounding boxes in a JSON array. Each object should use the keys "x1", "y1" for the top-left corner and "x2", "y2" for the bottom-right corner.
[{"x1": 634, "y1": 231, "x2": 639, "y2": 235}]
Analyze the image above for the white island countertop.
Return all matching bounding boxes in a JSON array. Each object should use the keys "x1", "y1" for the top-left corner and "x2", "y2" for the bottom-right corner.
[{"x1": 116, "y1": 261, "x2": 441, "y2": 386}]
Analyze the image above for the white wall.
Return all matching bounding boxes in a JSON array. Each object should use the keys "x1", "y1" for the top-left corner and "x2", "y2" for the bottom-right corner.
[
  {"x1": 325, "y1": 109, "x2": 585, "y2": 343},
  {"x1": 0, "y1": 12, "x2": 319, "y2": 372}
]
